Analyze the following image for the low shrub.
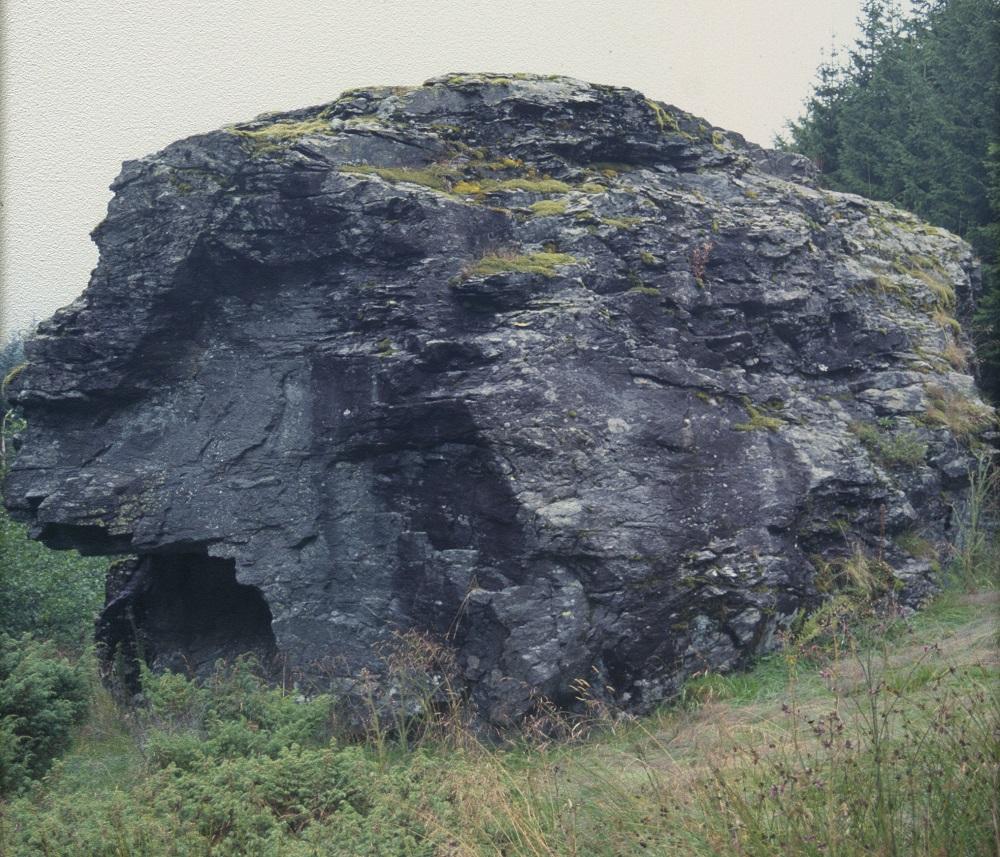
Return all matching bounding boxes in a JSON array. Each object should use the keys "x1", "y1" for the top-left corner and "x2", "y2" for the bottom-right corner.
[
  {"x1": 0, "y1": 508, "x2": 107, "y2": 649},
  {"x1": 0, "y1": 635, "x2": 90, "y2": 796}
]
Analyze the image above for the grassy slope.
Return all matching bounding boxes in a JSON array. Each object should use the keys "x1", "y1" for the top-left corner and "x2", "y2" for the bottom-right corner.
[{"x1": 2, "y1": 588, "x2": 996, "y2": 856}]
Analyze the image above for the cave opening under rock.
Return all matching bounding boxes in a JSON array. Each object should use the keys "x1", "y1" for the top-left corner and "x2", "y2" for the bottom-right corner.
[{"x1": 100, "y1": 553, "x2": 278, "y2": 685}]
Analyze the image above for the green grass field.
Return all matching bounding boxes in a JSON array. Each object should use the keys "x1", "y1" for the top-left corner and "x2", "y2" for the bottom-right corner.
[{"x1": 1, "y1": 584, "x2": 995, "y2": 856}]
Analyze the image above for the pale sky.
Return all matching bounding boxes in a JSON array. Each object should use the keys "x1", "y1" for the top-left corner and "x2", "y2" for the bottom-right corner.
[{"x1": 1, "y1": 0, "x2": 872, "y2": 338}]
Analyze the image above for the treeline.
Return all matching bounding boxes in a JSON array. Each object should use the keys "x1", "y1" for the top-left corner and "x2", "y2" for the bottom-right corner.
[{"x1": 782, "y1": 0, "x2": 1000, "y2": 400}]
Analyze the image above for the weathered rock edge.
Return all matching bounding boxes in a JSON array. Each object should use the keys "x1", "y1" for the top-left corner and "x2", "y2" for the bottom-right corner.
[{"x1": 4, "y1": 72, "x2": 996, "y2": 722}]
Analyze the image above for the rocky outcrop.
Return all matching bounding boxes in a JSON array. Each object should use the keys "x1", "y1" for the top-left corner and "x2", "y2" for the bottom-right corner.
[{"x1": 4, "y1": 73, "x2": 995, "y2": 722}]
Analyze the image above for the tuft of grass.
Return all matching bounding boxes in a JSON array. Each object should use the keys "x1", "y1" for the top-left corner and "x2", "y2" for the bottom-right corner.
[
  {"x1": 733, "y1": 398, "x2": 784, "y2": 432},
  {"x1": 942, "y1": 339, "x2": 969, "y2": 371},
  {"x1": 923, "y1": 383, "x2": 995, "y2": 440},
  {"x1": 932, "y1": 306, "x2": 962, "y2": 333},
  {"x1": 1, "y1": 362, "x2": 26, "y2": 394},
  {"x1": 949, "y1": 452, "x2": 1000, "y2": 590},
  {"x1": 895, "y1": 530, "x2": 940, "y2": 561},
  {"x1": 230, "y1": 115, "x2": 335, "y2": 155},
  {"x1": 849, "y1": 419, "x2": 928, "y2": 467},
  {"x1": 892, "y1": 254, "x2": 956, "y2": 307},
  {"x1": 467, "y1": 251, "x2": 576, "y2": 279},
  {"x1": 337, "y1": 162, "x2": 460, "y2": 192},
  {"x1": 529, "y1": 198, "x2": 570, "y2": 217}
]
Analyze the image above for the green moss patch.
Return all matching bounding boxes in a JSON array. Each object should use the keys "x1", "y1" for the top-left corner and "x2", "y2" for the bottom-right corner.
[
  {"x1": 733, "y1": 398, "x2": 784, "y2": 432},
  {"x1": 337, "y1": 163, "x2": 461, "y2": 192},
  {"x1": 645, "y1": 99, "x2": 680, "y2": 132},
  {"x1": 230, "y1": 115, "x2": 335, "y2": 155},
  {"x1": 469, "y1": 251, "x2": 576, "y2": 278},
  {"x1": 529, "y1": 199, "x2": 570, "y2": 217}
]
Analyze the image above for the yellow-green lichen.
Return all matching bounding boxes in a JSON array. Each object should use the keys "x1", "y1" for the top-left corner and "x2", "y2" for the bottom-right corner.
[
  {"x1": 483, "y1": 177, "x2": 574, "y2": 194},
  {"x1": 588, "y1": 161, "x2": 635, "y2": 176},
  {"x1": 484, "y1": 157, "x2": 523, "y2": 171},
  {"x1": 454, "y1": 176, "x2": 605, "y2": 197}
]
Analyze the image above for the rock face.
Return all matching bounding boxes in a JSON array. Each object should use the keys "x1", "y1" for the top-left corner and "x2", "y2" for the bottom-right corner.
[{"x1": 5, "y1": 73, "x2": 995, "y2": 721}]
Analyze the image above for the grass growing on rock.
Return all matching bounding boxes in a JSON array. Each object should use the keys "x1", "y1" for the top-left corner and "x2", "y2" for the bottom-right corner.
[
  {"x1": 468, "y1": 251, "x2": 576, "y2": 278},
  {"x1": 230, "y1": 115, "x2": 336, "y2": 155},
  {"x1": 891, "y1": 254, "x2": 957, "y2": 308},
  {"x1": 529, "y1": 199, "x2": 570, "y2": 217},
  {"x1": 337, "y1": 163, "x2": 461, "y2": 192},
  {"x1": 849, "y1": 419, "x2": 928, "y2": 468},
  {"x1": 733, "y1": 398, "x2": 785, "y2": 432},
  {"x1": 923, "y1": 383, "x2": 996, "y2": 440}
]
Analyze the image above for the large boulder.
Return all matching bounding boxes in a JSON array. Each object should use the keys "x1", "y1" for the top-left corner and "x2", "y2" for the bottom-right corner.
[{"x1": 4, "y1": 73, "x2": 995, "y2": 721}]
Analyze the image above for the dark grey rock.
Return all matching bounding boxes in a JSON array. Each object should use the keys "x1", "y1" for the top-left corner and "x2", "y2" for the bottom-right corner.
[{"x1": 4, "y1": 72, "x2": 996, "y2": 722}]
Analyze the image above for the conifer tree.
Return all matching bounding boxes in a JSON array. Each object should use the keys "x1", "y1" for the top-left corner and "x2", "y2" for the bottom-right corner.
[{"x1": 784, "y1": 0, "x2": 1000, "y2": 401}]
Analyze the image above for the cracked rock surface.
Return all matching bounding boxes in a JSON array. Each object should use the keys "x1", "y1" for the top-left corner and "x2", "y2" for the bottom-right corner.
[{"x1": 4, "y1": 73, "x2": 996, "y2": 722}]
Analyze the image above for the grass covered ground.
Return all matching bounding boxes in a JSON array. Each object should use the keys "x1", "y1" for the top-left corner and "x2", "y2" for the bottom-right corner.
[{"x1": 0, "y1": 584, "x2": 995, "y2": 856}]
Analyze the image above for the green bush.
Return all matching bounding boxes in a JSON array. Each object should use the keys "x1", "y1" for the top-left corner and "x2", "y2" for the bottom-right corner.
[
  {"x1": 0, "y1": 635, "x2": 90, "y2": 795},
  {"x1": 1, "y1": 657, "x2": 438, "y2": 855},
  {"x1": 138, "y1": 657, "x2": 338, "y2": 767},
  {"x1": 0, "y1": 510, "x2": 108, "y2": 649}
]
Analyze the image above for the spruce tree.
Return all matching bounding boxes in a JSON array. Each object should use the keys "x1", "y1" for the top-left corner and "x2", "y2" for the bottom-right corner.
[{"x1": 784, "y1": 0, "x2": 1000, "y2": 401}]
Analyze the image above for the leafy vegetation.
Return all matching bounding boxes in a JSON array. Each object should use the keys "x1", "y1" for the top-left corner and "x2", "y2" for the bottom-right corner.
[
  {"x1": 849, "y1": 418, "x2": 928, "y2": 467},
  {"x1": 1, "y1": 332, "x2": 108, "y2": 651},
  {"x1": 782, "y1": 0, "x2": 1000, "y2": 401},
  {"x1": 0, "y1": 511, "x2": 107, "y2": 650},
  {"x1": 0, "y1": 636, "x2": 91, "y2": 797},
  {"x1": 0, "y1": 569, "x2": 995, "y2": 854}
]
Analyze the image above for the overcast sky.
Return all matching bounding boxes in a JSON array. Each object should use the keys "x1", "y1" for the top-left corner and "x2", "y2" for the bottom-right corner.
[{"x1": 1, "y1": 0, "x2": 873, "y2": 338}]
